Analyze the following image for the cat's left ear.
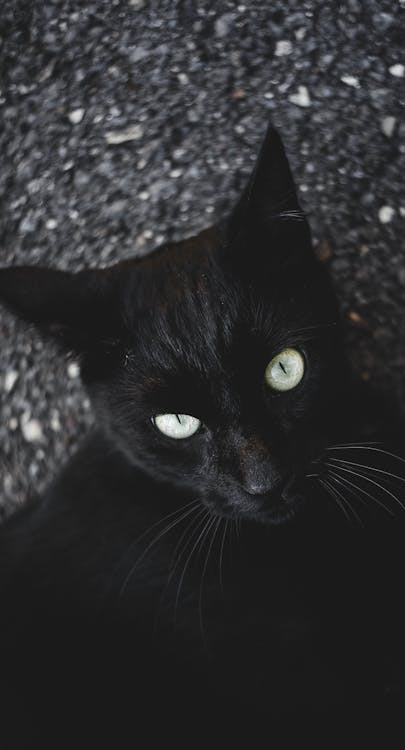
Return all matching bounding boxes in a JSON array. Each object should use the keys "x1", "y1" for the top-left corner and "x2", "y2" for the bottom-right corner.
[
  {"x1": 0, "y1": 265, "x2": 123, "y2": 354},
  {"x1": 225, "y1": 124, "x2": 312, "y2": 262}
]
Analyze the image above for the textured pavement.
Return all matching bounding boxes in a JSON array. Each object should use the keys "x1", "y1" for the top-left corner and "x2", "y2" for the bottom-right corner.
[{"x1": 1, "y1": 0, "x2": 404, "y2": 514}]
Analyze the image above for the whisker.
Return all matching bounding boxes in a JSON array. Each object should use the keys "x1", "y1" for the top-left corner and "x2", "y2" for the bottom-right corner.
[
  {"x1": 327, "y1": 468, "x2": 394, "y2": 517},
  {"x1": 120, "y1": 498, "x2": 199, "y2": 563},
  {"x1": 167, "y1": 507, "x2": 206, "y2": 580},
  {"x1": 326, "y1": 474, "x2": 364, "y2": 527},
  {"x1": 327, "y1": 442, "x2": 381, "y2": 449},
  {"x1": 119, "y1": 502, "x2": 199, "y2": 597},
  {"x1": 174, "y1": 511, "x2": 212, "y2": 623},
  {"x1": 318, "y1": 477, "x2": 352, "y2": 525},
  {"x1": 219, "y1": 519, "x2": 228, "y2": 593},
  {"x1": 327, "y1": 445, "x2": 405, "y2": 467},
  {"x1": 328, "y1": 457, "x2": 405, "y2": 484},
  {"x1": 325, "y1": 462, "x2": 405, "y2": 513},
  {"x1": 199, "y1": 516, "x2": 221, "y2": 649}
]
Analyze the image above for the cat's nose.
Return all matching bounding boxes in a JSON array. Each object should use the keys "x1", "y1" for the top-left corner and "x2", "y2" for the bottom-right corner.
[
  {"x1": 244, "y1": 480, "x2": 273, "y2": 496},
  {"x1": 241, "y1": 460, "x2": 280, "y2": 496}
]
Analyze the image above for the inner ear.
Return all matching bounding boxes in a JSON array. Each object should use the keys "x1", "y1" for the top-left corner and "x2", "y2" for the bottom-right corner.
[{"x1": 0, "y1": 265, "x2": 124, "y2": 354}]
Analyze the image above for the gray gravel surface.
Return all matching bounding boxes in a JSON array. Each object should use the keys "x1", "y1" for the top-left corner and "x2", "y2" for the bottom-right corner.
[{"x1": 1, "y1": 0, "x2": 404, "y2": 514}]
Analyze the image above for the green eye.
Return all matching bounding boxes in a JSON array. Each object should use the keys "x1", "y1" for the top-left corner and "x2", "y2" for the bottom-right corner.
[
  {"x1": 152, "y1": 413, "x2": 201, "y2": 439},
  {"x1": 264, "y1": 348, "x2": 305, "y2": 392}
]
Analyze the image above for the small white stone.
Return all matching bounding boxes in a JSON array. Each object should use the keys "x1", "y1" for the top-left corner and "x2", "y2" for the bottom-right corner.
[
  {"x1": 9, "y1": 417, "x2": 18, "y2": 431},
  {"x1": 68, "y1": 108, "x2": 85, "y2": 125},
  {"x1": 389, "y1": 63, "x2": 404, "y2": 77},
  {"x1": 295, "y1": 27, "x2": 306, "y2": 40},
  {"x1": 50, "y1": 410, "x2": 61, "y2": 432},
  {"x1": 264, "y1": 91, "x2": 274, "y2": 99},
  {"x1": 46, "y1": 218, "x2": 58, "y2": 230},
  {"x1": 289, "y1": 86, "x2": 311, "y2": 108},
  {"x1": 341, "y1": 75, "x2": 360, "y2": 88},
  {"x1": 139, "y1": 190, "x2": 150, "y2": 200},
  {"x1": 4, "y1": 370, "x2": 18, "y2": 393},
  {"x1": 299, "y1": 184, "x2": 309, "y2": 192},
  {"x1": 177, "y1": 73, "x2": 189, "y2": 85},
  {"x1": 381, "y1": 116, "x2": 396, "y2": 137},
  {"x1": 105, "y1": 125, "x2": 143, "y2": 144},
  {"x1": 399, "y1": 207, "x2": 405, "y2": 218},
  {"x1": 4, "y1": 474, "x2": 13, "y2": 493},
  {"x1": 67, "y1": 361, "x2": 80, "y2": 379},
  {"x1": 275, "y1": 40, "x2": 293, "y2": 56},
  {"x1": 21, "y1": 418, "x2": 43, "y2": 443},
  {"x1": 129, "y1": 0, "x2": 145, "y2": 7},
  {"x1": 378, "y1": 205, "x2": 395, "y2": 224},
  {"x1": 170, "y1": 168, "x2": 182, "y2": 178}
]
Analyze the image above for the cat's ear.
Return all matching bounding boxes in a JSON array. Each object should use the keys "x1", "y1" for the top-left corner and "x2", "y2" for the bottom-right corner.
[
  {"x1": 226, "y1": 124, "x2": 312, "y2": 262},
  {"x1": 0, "y1": 265, "x2": 123, "y2": 353}
]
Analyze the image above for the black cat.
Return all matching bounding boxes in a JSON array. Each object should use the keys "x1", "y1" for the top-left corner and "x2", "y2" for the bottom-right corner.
[{"x1": 1, "y1": 125, "x2": 405, "y2": 748}]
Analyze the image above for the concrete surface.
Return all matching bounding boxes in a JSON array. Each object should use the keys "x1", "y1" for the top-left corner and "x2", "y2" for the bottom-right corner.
[{"x1": 1, "y1": 0, "x2": 404, "y2": 513}]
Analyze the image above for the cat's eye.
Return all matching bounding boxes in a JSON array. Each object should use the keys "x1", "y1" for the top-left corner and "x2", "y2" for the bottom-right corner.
[
  {"x1": 152, "y1": 413, "x2": 201, "y2": 439},
  {"x1": 264, "y1": 348, "x2": 305, "y2": 392}
]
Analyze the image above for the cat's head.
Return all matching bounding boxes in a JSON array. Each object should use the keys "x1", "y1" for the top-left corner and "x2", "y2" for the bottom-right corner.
[{"x1": 0, "y1": 126, "x2": 352, "y2": 524}]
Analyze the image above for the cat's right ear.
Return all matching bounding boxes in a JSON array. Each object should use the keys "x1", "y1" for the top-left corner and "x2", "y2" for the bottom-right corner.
[
  {"x1": 224, "y1": 124, "x2": 313, "y2": 267},
  {"x1": 0, "y1": 265, "x2": 123, "y2": 354}
]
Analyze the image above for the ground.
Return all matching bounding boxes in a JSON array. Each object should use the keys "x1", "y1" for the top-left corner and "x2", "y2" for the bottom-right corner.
[{"x1": 0, "y1": 0, "x2": 404, "y2": 513}]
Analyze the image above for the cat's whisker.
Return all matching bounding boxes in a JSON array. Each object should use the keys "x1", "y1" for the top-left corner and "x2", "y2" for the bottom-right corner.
[
  {"x1": 167, "y1": 507, "x2": 207, "y2": 583},
  {"x1": 119, "y1": 502, "x2": 200, "y2": 597},
  {"x1": 199, "y1": 516, "x2": 221, "y2": 649},
  {"x1": 174, "y1": 511, "x2": 212, "y2": 624},
  {"x1": 327, "y1": 445, "x2": 405, "y2": 466},
  {"x1": 326, "y1": 468, "x2": 394, "y2": 517},
  {"x1": 219, "y1": 519, "x2": 228, "y2": 593},
  {"x1": 122, "y1": 498, "x2": 199, "y2": 561},
  {"x1": 328, "y1": 457, "x2": 405, "y2": 484},
  {"x1": 325, "y1": 462, "x2": 405, "y2": 513},
  {"x1": 327, "y1": 441, "x2": 381, "y2": 449},
  {"x1": 318, "y1": 477, "x2": 352, "y2": 525},
  {"x1": 326, "y1": 474, "x2": 364, "y2": 527}
]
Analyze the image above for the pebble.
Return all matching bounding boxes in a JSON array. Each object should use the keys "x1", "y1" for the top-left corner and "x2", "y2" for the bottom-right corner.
[
  {"x1": 4, "y1": 370, "x2": 18, "y2": 393},
  {"x1": 389, "y1": 63, "x2": 404, "y2": 77},
  {"x1": 50, "y1": 410, "x2": 61, "y2": 432},
  {"x1": 340, "y1": 75, "x2": 360, "y2": 88},
  {"x1": 381, "y1": 116, "x2": 396, "y2": 137},
  {"x1": 275, "y1": 40, "x2": 293, "y2": 56},
  {"x1": 68, "y1": 109, "x2": 85, "y2": 125},
  {"x1": 45, "y1": 218, "x2": 58, "y2": 230},
  {"x1": 215, "y1": 14, "x2": 233, "y2": 37},
  {"x1": 378, "y1": 206, "x2": 395, "y2": 224},
  {"x1": 21, "y1": 418, "x2": 43, "y2": 443},
  {"x1": 67, "y1": 362, "x2": 80, "y2": 379},
  {"x1": 288, "y1": 85, "x2": 311, "y2": 107},
  {"x1": 399, "y1": 207, "x2": 405, "y2": 218},
  {"x1": 105, "y1": 125, "x2": 143, "y2": 144}
]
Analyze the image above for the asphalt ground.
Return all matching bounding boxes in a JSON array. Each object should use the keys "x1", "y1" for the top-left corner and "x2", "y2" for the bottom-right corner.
[{"x1": 0, "y1": 0, "x2": 404, "y2": 514}]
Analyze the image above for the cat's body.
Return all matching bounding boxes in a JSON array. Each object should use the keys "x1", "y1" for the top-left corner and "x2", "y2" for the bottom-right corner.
[{"x1": 1, "y1": 126, "x2": 405, "y2": 747}]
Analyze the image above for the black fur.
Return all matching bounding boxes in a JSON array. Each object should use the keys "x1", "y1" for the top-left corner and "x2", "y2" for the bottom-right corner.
[{"x1": 1, "y1": 125, "x2": 405, "y2": 747}]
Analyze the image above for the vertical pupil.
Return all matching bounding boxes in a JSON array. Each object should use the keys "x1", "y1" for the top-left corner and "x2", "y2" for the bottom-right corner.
[
  {"x1": 279, "y1": 361, "x2": 287, "y2": 375},
  {"x1": 176, "y1": 414, "x2": 182, "y2": 424}
]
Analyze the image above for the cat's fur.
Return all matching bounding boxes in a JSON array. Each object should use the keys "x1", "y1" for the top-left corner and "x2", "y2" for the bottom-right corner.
[{"x1": 1, "y1": 125, "x2": 405, "y2": 747}]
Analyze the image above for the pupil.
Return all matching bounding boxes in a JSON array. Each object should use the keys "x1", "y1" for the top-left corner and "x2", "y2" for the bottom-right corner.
[
  {"x1": 176, "y1": 414, "x2": 182, "y2": 424},
  {"x1": 279, "y1": 361, "x2": 287, "y2": 375}
]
